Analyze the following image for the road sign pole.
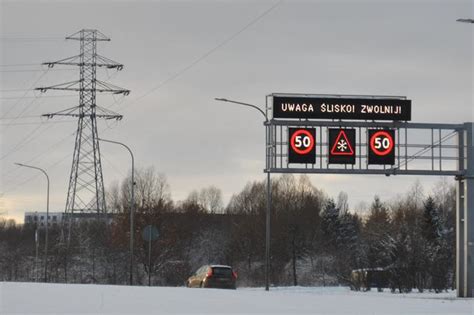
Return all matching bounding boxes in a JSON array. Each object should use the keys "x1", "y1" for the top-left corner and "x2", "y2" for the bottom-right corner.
[
  {"x1": 148, "y1": 230, "x2": 152, "y2": 286},
  {"x1": 141, "y1": 224, "x2": 159, "y2": 287}
]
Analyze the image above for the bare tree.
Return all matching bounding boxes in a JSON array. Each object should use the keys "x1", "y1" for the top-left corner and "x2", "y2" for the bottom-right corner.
[
  {"x1": 199, "y1": 186, "x2": 224, "y2": 213},
  {"x1": 407, "y1": 180, "x2": 425, "y2": 209},
  {"x1": 337, "y1": 191, "x2": 349, "y2": 215},
  {"x1": 119, "y1": 166, "x2": 172, "y2": 212},
  {"x1": 135, "y1": 166, "x2": 171, "y2": 209},
  {"x1": 106, "y1": 180, "x2": 122, "y2": 213}
]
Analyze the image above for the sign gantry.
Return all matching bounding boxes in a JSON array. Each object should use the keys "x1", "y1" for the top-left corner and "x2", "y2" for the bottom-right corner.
[{"x1": 264, "y1": 93, "x2": 473, "y2": 298}]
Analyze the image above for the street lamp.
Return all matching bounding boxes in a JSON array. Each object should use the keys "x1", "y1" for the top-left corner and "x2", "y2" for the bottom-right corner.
[
  {"x1": 98, "y1": 138, "x2": 135, "y2": 286},
  {"x1": 15, "y1": 162, "x2": 49, "y2": 282},
  {"x1": 34, "y1": 212, "x2": 39, "y2": 282},
  {"x1": 214, "y1": 97, "x2": 272, "y2": 291}
]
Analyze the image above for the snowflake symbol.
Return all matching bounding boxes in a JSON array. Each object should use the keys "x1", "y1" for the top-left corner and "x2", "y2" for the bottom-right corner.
[{"x1": 337, "y1": 139, "x2": 348, "y2": 151}]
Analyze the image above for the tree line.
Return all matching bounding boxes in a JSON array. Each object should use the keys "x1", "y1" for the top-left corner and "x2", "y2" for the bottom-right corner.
[{"x1": 0, "y1": 167, "x2": 456, "y2": 292}]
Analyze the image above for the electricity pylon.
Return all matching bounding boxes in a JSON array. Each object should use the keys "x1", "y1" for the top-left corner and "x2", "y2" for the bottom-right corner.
[{"x1": 37, "y1": 29, "x2": 129, "y2": 215}]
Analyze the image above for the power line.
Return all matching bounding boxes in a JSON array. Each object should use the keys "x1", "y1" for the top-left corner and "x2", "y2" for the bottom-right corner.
[
  {"x1": 0, "y1": 94, "x2": 76, "y2": 100},
  {"x1": 0, "y1": 63, "x2": 43, "y2": 67},
  {"x1": 0, "y1": 123, "x2": 50, "y2": 161},
  {"x1": 2, "y1": 151, "x2": 71, "y2": 196},
  {"x1": 0, "y1": 88, "x2": 41, "y2": 92},
  {"x1": 0, "y1": 37, "x2": 65, "y2": 41},
  {"x1": 2, "y1": 70, "x2": 93, "y2": 126},
  {"x1": 0, "y1": 69, "x2": 74, "y2": 73},
  {"x1": 1, "y1": 130, "x2": 76, "y2": 181},
  {"x1": 0, "y1": 83, "x2": 122, "y2": 178},
  {"x1": 0, "y1": 107, "x2": 120, "y2": 183},
  {"x1": 1, "y1": 123, "x2": 116, "y2": 197},
  {"x1": 102, "y1": 152, "x2": 127, "y2": 178},
  {"x1": 0, "y1": 118, "x2": 125, "y2": 208},
  {"x1": 2, "y1": 94, "x2": 46, "y2": 130},
  {"x1": 0, "y1": 119, "x2": 75, "y2": 127},
  {"x1": 116, "y1": 0, "x2": 282, "y2": 113},
  {"x1": 0, "y1": 115, "x2": 41, "y2": 120},
  {"x1": 0, "y1": 69, "x2": 50, "y2": 119},
  {"x1": 0, "y1": 81, "x2": 125, "y2": 192}
]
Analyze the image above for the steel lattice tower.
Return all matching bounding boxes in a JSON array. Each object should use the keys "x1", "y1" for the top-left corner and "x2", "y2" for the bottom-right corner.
[{"x1": 37, "y1": 29, "x2": 129, "y2": 214}]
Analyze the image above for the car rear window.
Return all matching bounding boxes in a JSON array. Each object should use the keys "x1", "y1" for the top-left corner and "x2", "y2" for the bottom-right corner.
[{"x1": 212, "y1": 267, "x2": 232, "y2": 277}]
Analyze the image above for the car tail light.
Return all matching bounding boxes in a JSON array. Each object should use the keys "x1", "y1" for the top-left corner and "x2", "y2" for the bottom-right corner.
[
  {"x1": 206, "y1": 268, "x2": 213, "y2": 278},
  {"x1": 232, "y1": 271, "x2": 238, "y2": 279}
]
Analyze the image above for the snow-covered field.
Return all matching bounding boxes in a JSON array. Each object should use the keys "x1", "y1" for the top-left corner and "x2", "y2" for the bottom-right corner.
[{"x1": 0, "y1": 282, "x2": 472, "y2": 314}]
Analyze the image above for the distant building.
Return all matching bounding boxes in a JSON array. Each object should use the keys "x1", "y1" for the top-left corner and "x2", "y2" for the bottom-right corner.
[
  {"x1": 24, "y1": 212, "x2": 64, "y2": 228},
  {"x1": 24, "y1": 211, "x2": 114, "y2": 227}
]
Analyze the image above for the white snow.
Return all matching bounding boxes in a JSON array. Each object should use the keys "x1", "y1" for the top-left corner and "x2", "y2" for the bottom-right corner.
[{"x1": 1, "y1": 282, "x2": 472, "y2": 315}]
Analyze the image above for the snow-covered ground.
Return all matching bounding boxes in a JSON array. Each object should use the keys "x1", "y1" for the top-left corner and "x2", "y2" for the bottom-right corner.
[{"x1": 1, "y1": 282, "x2": 472, "y2": 314}]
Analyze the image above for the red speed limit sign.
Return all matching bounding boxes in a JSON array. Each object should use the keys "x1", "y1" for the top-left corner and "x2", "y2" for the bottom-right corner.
[
  {"x1": 368, "y1": 129, "x2": 395, "y2": 165},
  {"x1": 289, "y1": 128, "x2": 316, "y2": 163}
]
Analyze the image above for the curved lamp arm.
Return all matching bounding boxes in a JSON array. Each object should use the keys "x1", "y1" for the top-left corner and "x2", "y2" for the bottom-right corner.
[{"x1": 215, "y1": 98, "x2": 268, "y2": 122}]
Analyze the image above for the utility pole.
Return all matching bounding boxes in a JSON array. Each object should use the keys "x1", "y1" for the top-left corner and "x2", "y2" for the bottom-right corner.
[{"x1": 37, "y1": 29, "x2": 129, "y2": 221}]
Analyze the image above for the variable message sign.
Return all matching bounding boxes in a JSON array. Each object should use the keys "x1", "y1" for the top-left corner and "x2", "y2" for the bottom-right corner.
[
  {"x1": 288, "y1": 128, "x2": 315, "y2": 164},
  {"x1": 328, "y1": 128, "x2": 356, "y2": 164},
  {"x1": 272, "y1": 95, "x2": 411, "y2": 121},
  {"x1": 368, "y1": 129, "x2": 395, "y2": 165}
]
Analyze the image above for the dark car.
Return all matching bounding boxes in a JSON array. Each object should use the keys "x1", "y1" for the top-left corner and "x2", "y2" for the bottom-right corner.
[{"x1": 186, "y1": 265, "x2": 237, "y2": 289}]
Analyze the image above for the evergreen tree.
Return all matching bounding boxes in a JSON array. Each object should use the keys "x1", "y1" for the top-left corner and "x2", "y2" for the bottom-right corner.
[
  {"x1": 422, "y1": 197, "x2": 441, "y2": 243},
  {"x1": 364, "y1": 196, "x2": 391, "y2": 269},
  {"x1": 320, "y1": 198, "x2": 340, "y2": 251},
  {"x1": 422, "y1": 196, "x2": 449, "y2": 292}
]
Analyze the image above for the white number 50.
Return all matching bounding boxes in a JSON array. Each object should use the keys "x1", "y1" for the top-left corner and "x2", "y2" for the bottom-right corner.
[
  {"x1": 374, "y1": 137, "x2": 390, "y2": 149},
  {"x1": 295, "y1": 135, "x2": 311, "y2": 148}
]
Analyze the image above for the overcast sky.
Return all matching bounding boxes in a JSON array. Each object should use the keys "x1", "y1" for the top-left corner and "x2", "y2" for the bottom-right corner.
[{"x1": 1, "y1": 0, "x2": 473, "y2": 222}]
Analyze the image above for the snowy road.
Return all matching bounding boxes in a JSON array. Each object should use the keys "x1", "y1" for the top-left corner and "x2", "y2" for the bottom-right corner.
[{"x1": 1, "y1": 282, "x2": 472, "y2": 314}]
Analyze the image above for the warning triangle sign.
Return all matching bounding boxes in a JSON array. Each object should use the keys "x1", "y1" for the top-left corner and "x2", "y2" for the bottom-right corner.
[{"x1": 330, "y1": 130, "x2": 355, "y2": 156}]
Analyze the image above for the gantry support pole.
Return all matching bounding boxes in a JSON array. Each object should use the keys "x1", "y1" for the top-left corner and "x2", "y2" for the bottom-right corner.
[{"x1": 457, "y1": 122, "x2": 474, "y2": 298}]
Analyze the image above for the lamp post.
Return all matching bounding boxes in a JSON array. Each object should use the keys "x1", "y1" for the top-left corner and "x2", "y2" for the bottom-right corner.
[
  {"x1": 15, "y1": 162, "x2": 49, "y2": 282},
  {"x1": 34, "y1": 213, "x2": 39, "y2": 282},
  {"x1": 98, "y1": 138, "x2": 135, "y2": 286},
  {"x1": 214, "y1": 97, "x2": 272, "y2": 291}
]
